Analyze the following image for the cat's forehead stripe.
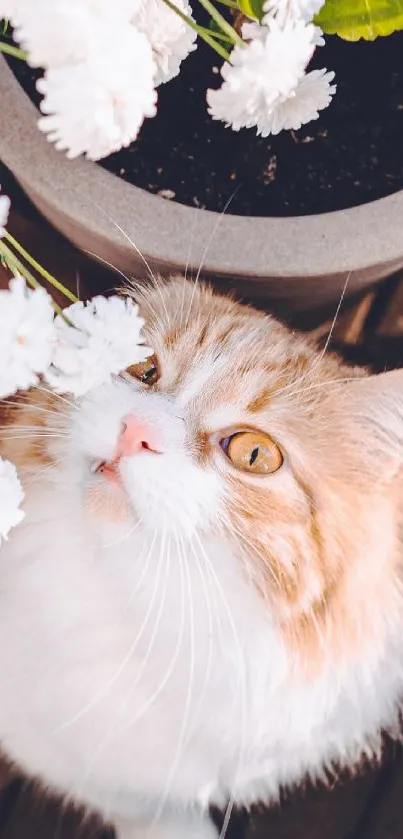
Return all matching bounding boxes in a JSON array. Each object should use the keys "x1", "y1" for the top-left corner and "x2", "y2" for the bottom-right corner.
[
  {"x1": 178, "y1": 357, "x2": 220, "y2": 404},
  {"x1": 204, "y1": 404, "x2": 242, "y2": 430},
  {"x1": 247, "y1": 388, "x2": 272, "y2": 414}
]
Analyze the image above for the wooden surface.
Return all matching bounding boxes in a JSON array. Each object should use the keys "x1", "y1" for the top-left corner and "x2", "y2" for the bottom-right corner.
[{"x1": 2, "y1": 163, "x2": 403, "y2": 838}]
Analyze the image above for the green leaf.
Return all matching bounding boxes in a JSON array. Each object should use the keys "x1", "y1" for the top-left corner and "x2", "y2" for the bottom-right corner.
[
  {"x1": 236, "y1": 0, "x2": 264, "y2": 19},
  {"x1": 315, "y1": 0, "x2": 403, "y2": 40}
]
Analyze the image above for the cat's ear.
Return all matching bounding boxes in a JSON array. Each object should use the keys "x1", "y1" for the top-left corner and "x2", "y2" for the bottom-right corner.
[{"x1": 344, "y1": 369, "x2": 403, "y2": 473}]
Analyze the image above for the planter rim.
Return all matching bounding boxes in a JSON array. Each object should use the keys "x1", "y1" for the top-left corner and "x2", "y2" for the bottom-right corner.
[{"x1": 1, "y1": 53, "x2": 403, "y2": 280}]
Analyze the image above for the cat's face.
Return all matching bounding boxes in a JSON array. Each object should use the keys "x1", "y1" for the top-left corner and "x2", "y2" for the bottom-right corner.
[{"x1": 4, "y1": 279, "x2": 403, "y2": 668}]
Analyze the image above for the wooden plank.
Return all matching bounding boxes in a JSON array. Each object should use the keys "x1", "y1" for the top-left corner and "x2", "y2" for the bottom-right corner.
[
  {"x1": 351, "y1": 745, "x2": 403, "y2": 839},
  {"x1": 373, "y1": 274, "x2": 403, "y2": 339},
  {"x1": 308, "y1": 290, "x2": 376, "y2": 346},
  {"x1": 245, "y1": 765, "x2": 381, "y2": 839},
  {"x1": 0, "y1": 780, "x2": 112, "y2": 839}
]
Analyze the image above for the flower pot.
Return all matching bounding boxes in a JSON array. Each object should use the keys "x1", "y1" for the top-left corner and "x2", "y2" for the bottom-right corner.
[{"x1": 1, "y1": 53, "x2": 403, "y2": 319}]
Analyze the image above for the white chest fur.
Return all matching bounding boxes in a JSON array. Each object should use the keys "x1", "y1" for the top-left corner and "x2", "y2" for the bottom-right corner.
[{"x1": 0, "y1": 486, "x2": 401, "y2": 822}]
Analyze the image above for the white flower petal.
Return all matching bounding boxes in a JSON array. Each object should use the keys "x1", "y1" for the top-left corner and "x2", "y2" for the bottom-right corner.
[
  {"x1": 0, "y1": 277, "x2": 56, "y2": 399},
  {"x1": 11, "y1": 0, "x2": 142, "y2": 68},
  {"x1": 0, "y1": 1, "x2": 22, "y2": 17},
  {"x1": 263, "y1": 0, "x2": 325, "y2": 24},
  {"x1": 45, "y1": 295, "x2": 152, "y2": 396},
  {"x1": 0, "y1": 187, "x2": 10, "y2": 238},
  {"x1": 133, "y1": 0, "x2": 197, "y2": 85},
  {"x1": 257, "y1": 68, "x2": 336, "y2": 136},
  {"x1": 37, "y1": 24, "x2": 157, "y2": 160},
  {"x1": 207, "y1": 19, "x2": 318, "y2": 133},
  {"x1": 312, "y1": 25, "x2": 325, "y2": 46},
  {"x1": 0, "y1": 458, "x2": 25, "y2": 544}
]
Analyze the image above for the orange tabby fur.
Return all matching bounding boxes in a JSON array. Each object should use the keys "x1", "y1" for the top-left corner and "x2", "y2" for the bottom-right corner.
[{"x1": 2, "y1": 278, "x2": 402, "y2": 682}]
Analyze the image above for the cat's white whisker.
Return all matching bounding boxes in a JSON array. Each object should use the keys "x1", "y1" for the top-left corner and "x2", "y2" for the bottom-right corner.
[
  {"x1": 273, "y1": 271, "x2": 352, "y2": 403},
  {"x1": 83, "y1": 250, "x2": 133, "y2": 288},
  {"x1": 0, "y1": 424, "x2": 68, "y2": 433},
  {"x1": 181, "y1": 538, "x2": 216, "y2": 749},
  {"x1": 74, "y1": 527, "x2": 168, "y2": 801},
  {"x1": 76, "y1": 558, "x2": 182, "y2": 831},
  {"x1": 276, "y1": 372, "x2": 369, "y2": 405},
  {"x1": 119, "y1": 531, "x2": 188, "y2": 737},
  {"x1": 151, "y1": 529, "x2": 197, "y2": 828},
  {"x1": 54, "y1": 528, "x2": 168, "y2": 736},
  {"x1": 98, "y1": 515, "x2": 143, "y2": 550},
  {"x1": 180, "y1": 206, "x2": 201, "y2": 329},
  {"x1": 183, "y1": 207, "x2": 199, "y2": 287},
  {"x1": 0, "y1": 398, "x2": 70, "y2": 420},
  {"x1": 87, "y1": 201, "x2": 172, "y2": 331},
  {"x1": 118, "y1": 529, "x2": 172, "y2": 699},
  {"x1": 185, "y1": 186, "x2": 240, "y2": 330},
  {"x1": 75, "y1": 268, "x2": 81, "y2": 300},
  {"x1": 192, "y1": 532, "x2": 248, "y2": 839},
  {"x1": 24, "y1": 461, "x2": 62, "y2": 485},
  {"x1": 225, "y1": 519, "x2": 285, "y2": 593},
  {"x1": 141, "y1": 272, "x2": 172, "y2": 331},
  {"x1": 0, "y1": 433, "x2": 69, "y2": 442},
  {"x1": 180, "y1": 275, "x2": 189, "y2": 331},
  {"x1": 35, "y1": 384, "x2": 78, "y2": 411},
  {"x1": 317, "y1": 271, "x2": 352, "y2": 361},
  {"x1": 128, "y1": 281, "x2": 167, "y2": 335},
  {"x1": 83, "y1": 247, "x2": 168, "y2": 337}
]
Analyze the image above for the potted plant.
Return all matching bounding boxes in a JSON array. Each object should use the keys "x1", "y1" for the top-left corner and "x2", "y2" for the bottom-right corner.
[{"x1": 0, "y1": 0, "x2": 403, "y2": 318}]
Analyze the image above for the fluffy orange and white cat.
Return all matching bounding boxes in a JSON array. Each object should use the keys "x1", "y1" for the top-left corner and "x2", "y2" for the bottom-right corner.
[{"x1": 0, "y1": 277, "x2": 402, "y2": 839}]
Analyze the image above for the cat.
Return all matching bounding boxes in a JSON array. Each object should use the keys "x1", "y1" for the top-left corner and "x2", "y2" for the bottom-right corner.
[{"x1": 0, "y1": 276, "x2": 403, "y2": 839}]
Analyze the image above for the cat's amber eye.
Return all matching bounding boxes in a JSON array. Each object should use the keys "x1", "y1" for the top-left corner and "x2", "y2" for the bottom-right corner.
[
  {"x1": 126, "y1": 355, "x2": 159, "y2": 385},
  {"x1": 221, "y1": 431, "x2": 283, "y2": 475}
]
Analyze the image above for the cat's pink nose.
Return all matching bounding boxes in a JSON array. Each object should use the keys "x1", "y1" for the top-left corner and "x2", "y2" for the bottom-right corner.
[{"x1": 116, "y1": 415, "x2": 161, "y2": 458}]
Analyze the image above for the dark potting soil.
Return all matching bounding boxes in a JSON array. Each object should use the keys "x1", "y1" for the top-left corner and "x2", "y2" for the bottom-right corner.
[{"x1": 6, "y1": 28, "x2": 403, "y2": 217}]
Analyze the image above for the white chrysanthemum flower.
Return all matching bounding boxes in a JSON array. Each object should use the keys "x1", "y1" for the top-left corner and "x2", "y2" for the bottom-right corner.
[
  {"x1": 0, "y1": 277, "x2": 56, "y2": 399},
  {"x1": 243, "y1": 17, "x2": 324, "y2": 47},
  {"x1": 45, "y1": 295, "x2": 152, "y2": 396},
  {"x1": 1, "y1": 0, "x2": 140, "y2": 25},
  {"x1": 0, "y1": 186, "x2": 10, "y2": 238},
  {"x1": 263, "y1": 0, "x2": 325, "y2": 24},
  {"x1": 258, "y1": 68, "x2": 336, "y2": 135},
  {"x1": 0, "y1": 458, "x2": 25, "y2": 544},
  {"x1": 0, "y1": 1, "x2": 21, "y2": 17},
  {"x1": 207, "y1": 19, "x2": 318, "y2": 134},
  {"x1": 9, "y1": 0, "x2": 142, "y2": 68},
  {"x1": 133, "y1": 0, "x2": 197, "y2": 85},
  {"x1": 37, "y1": 23, "x2": 157, "y2": 160}
]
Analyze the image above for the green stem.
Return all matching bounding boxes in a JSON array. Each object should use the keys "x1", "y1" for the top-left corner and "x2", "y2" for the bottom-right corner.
[
  {"x1": 199, "y1": 25, "x2": 232, "y2": 42},
  {"x1": 196, "y1": 0, "x2": 244, "y2": 45},
  {"x1": 0, "y1": 41, "x2": 27, "y2": 60},
  {"x1": 0, "y1": 241, "x2": 65, "y2": 317},
  {"x1": 216, "y1": 0, "x2": 238, "y2": 7},
  {"x1": 4, "y1": 232, "x2": 78, "y2": 303},
  {"x1": 160, "y1": 0, "x2": 231, "y2": 58},
  {"x1": 0, "y1": 242, "x2": 40, "y2": 289}
]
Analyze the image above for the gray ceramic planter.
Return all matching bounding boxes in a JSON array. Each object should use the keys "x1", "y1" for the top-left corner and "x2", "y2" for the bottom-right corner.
[{"x1": 1, "y1": 53, "x2": 403, "y2": 316}]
